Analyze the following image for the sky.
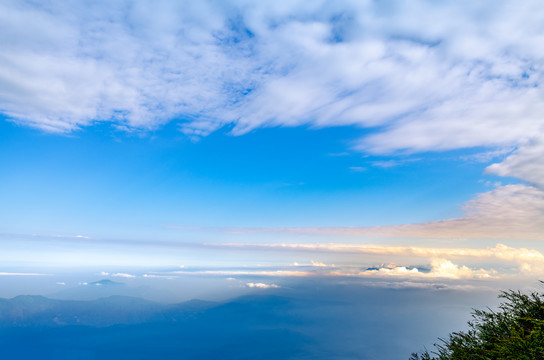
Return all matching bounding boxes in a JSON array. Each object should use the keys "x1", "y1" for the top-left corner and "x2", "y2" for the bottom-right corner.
[{"x1": 1, "y1": 0, "x2": 544, "y2": 307}]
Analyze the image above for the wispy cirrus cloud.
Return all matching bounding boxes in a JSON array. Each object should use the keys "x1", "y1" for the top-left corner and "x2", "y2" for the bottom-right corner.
[
  {"x1": 2, "y1": 1, "x2": 542, "y2": 151},
  {"x1": 194, "y1": 184, "x2": 544, "y2": 240},
  {"x1": 486, "y1": 141, "x2": 544, "y2": 189}
]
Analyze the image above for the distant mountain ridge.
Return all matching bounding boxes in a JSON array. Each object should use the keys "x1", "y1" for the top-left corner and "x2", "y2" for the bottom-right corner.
[{"x1": 0, "y1": 294, "x2": 216, "y2": 327}]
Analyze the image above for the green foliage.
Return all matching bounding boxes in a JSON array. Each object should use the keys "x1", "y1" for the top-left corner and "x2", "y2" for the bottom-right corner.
[{"x1": 410, "y1": 285, "x2": 544, "y2": 360}]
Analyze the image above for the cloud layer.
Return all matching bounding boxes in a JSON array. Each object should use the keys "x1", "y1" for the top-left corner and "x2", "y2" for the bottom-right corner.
[
  {"x1": 1, "y1": 1, "x2": 542, "y2": 145},
  {"x1": 211, "y1": 242, "x2": 544, "y2": 277}
]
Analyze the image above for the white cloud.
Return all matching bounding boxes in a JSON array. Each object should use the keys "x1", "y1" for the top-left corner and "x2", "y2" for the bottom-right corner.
[
  {"x1": 461, "y1": 148, "x2": 514, "y2": 163},
  {"x1": 111, "y1": 272, "x2": 136, "y2": 278},
  {"x1": 486, "y1": 141, "x2": 544, "y2": 188},
  {"x1": 427, "y1": 258, "x2": 494, "y2": 279},
  {"x1": 336, "y1": 259, "x2": 494, "y2": 280},
  {"x1": 371, "y1": 160, "x2": 401, "y2": 168},
  {"x1": 142, "y1": 274, "x2": 177, "y2": 279},
  {"x1": 56, "y1": 281, "x2": 66, "y2": 285},
  {"x1": 1, "y1": 1, "x2": 542, "y2": 159},
  {"x1": 311, "y1": 260, "x2": 335, "y2": 267},
  {"x1": 246, "y1": 282, "x2": 280, "y2": 289}
]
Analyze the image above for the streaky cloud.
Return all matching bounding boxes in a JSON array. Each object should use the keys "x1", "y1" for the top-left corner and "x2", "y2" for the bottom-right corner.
[
  {"x1": 2, "y1": 1, "x2": 543, "y2": 156},
  {"x1": 198, "y1": 184, "x2": 544, "y2": 240},
  {"x1": 0, "y1": 272, "x2": 49, "y2": 276},
  {"x1": 246, "y1": 282, "x2": 280, "y2": 289}
]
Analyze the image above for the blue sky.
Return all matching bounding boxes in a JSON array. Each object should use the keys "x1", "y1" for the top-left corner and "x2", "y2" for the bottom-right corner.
[
  {"x1": 0, "y1": 117, "x2": 496, "y2": 233},
  {"x1": 1, "y1": 0, "x2": 544, "y2": 295}
]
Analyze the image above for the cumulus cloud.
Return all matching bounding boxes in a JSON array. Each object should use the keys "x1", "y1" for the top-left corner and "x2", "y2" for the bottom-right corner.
[
  {"x1": 246, "y1": 282, "x2": 280, "y2": 289},
  {"x1": 428, "y1": 259, "x2": 494, "y2": 279},
  {"x1": 351, "y1": 260, "x2": 487, "y2": 279},
  {"x1": 356, "y1": 259, "x2": 494, "y2": 280}
]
